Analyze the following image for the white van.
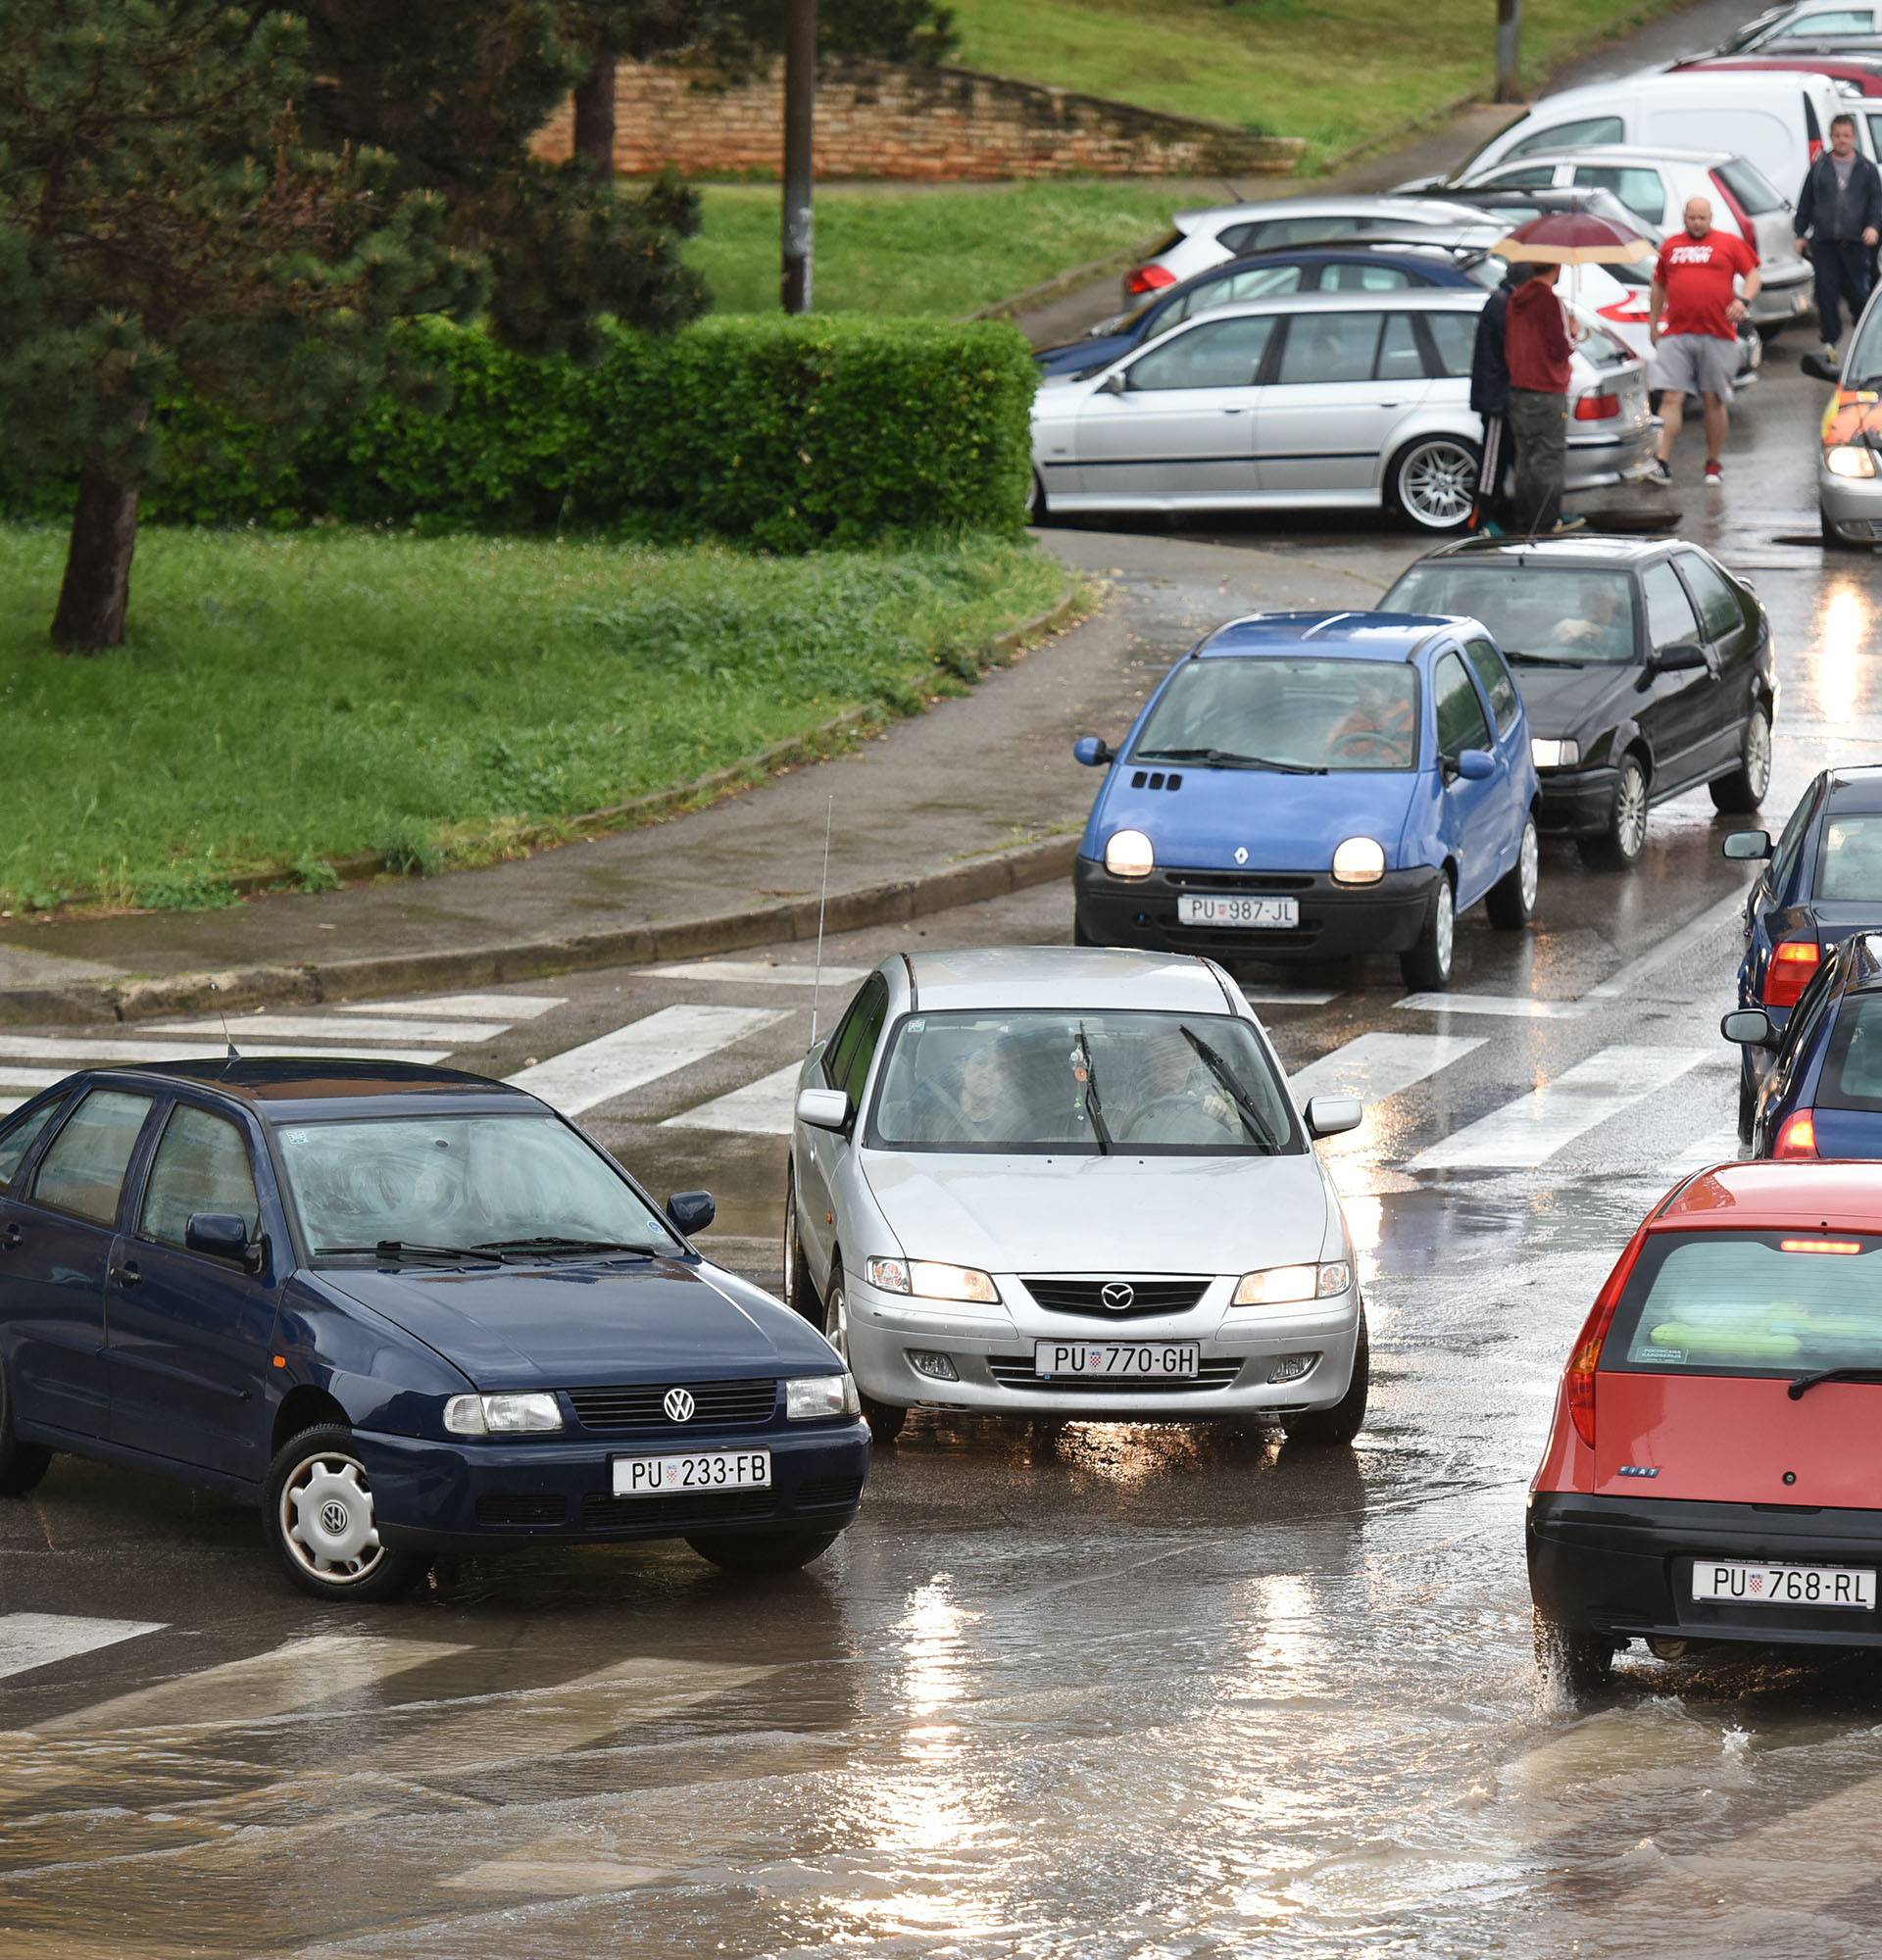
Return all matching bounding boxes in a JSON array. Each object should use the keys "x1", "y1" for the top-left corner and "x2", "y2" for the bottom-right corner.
[{"x1": 1457, "y1": 70, "x2": 1867, "y2": 205}]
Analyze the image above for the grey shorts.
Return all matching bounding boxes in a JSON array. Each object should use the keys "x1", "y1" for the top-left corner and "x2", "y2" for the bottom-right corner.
[{"x1": 1651, "y1": 332, "x2": 1738, "y2": 401}]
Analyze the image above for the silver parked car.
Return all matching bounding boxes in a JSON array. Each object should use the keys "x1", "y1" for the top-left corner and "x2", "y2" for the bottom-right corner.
[
  {"x1": 1818, "y1": 281, "x2": 1882, "y2": 543},
  {"x1": 782, "y1": 947, "x2": 1368, "y2": 1445},
  {"x1": 1031, "y1": 289, "x2": 1657, "y2": 531}
]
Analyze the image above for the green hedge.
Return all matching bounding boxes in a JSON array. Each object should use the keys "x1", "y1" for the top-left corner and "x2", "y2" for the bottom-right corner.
[{"x1": 14, "y1": 318, "x2": 1040, "y2": 550}]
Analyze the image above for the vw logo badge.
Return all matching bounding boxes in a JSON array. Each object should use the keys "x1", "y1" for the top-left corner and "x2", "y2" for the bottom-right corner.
[
  {"x1": 664, "y1": 1387, "x2": 696, "y2": 1423},
  {"x1": 321, "y1": 1500, "x2": 349, "y2": 1536},
  {"x1": 1101, "y1": 1282, "x2": 1135, "y2": 1311},
  {"x1": 1233, "y1": 846, "x2": 1249, "y2": 865}
]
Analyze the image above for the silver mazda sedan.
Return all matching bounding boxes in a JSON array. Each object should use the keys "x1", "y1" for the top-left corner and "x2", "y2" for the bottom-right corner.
[{"x1": 782, "y1": 947, "x2": 1368, "y2": 1446}]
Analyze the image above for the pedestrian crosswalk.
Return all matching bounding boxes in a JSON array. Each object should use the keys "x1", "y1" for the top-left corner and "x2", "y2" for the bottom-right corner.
[{"x1": 0, "y1": 1612, "x2": 166, "y2": 1685}]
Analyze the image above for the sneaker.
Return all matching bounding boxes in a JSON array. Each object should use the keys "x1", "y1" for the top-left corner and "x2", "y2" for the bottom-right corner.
[
  {"x1": 1705, "y1": 460, "x2": 1724, "y2": 484},
  {"x1": 1822, "y1": 341, "x2": 1842, "y2": 368},
  {"x1": 1646, "y1": 458, "x2": 1674, "y2": 487},
  {"x1": 1552, "y1": 515, "x2": 1588, "y2": 533}
]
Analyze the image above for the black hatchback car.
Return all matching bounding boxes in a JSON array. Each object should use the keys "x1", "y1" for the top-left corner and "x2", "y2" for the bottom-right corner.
[
  {"x1": 0, "y1": 1059, "x2": 868, "y2": 1600},
  {"x1": 1383, "y1": 536, "x2": 1776, "y2": 868}
]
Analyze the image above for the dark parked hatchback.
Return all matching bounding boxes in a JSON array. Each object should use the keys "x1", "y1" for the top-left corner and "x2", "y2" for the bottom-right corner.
[
  {"x1": 0, "y1": 1059, "x2": 868, "y2": 1600},
  {"x1": 1383, "y1": 535, "x2": 1775, "y2": 868}
]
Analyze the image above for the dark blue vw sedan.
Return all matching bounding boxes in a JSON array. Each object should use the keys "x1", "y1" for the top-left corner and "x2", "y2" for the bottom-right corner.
[{"x1": 0, "y1": 1059, "x2": 869, "y2": 1600}]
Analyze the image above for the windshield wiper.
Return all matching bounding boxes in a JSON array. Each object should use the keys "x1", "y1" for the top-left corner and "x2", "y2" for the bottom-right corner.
[
  {"x1": 1133, "y1": 747, "x2": 1328, "y2": 775},
  {"x1": 1500, "y1": 650, "x2": 1587, "y2": 667},
  {"x1": 1787, "y1": 1366, "x2": 1882, "y2": 1400},
  {"x1": 317, "y1": 1240, "x2": 510, "y2": 1265},
  {"x1": 1075, "y1": 1019, "x2": 1112, "y2": 1156},
  {"x1": 1177, "y1": 1025, "x2": 1282, "y2": 1153},
  {"x1": 474, "y1": 1236, "x2": 669, "y2": 1257}
]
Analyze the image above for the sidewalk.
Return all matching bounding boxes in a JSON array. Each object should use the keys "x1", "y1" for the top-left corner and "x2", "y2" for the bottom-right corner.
[{"x1": 0, "y1": 531, "x2": 1395, "y2": 1024}]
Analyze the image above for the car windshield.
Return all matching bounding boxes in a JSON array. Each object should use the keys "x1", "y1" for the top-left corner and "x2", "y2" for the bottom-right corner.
[
  {"x1": 274, "y1": 1113, "x2": 677, "y2": 1257},
  {"x1": 1385, "y1": 564, "x2": 1636, "y2": 664},
  {"x1": 1818, "y1": 814, "x2": 1882, "y2": 899},
  {"x1": 1609, "y1": 1231, "x2": 1882, "y2": 1378},
  {"x1": 1132, "y1": 657, "x2": 1420, "y2": 772},
  {"x1": 1842, "y1": 297, "x2": 1882, "y2": 387},
  {"x1": 867, "y1": 1009, "x2": 1299, "y2": 1156},
  {"x1": 1820, "y1": 995, "x2": 1882, "y2": 1110}
]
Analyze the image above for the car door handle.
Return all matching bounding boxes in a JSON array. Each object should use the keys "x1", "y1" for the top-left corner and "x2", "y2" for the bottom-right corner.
[
  {"x1": 1219, "y1": 406, "x2": 1249, "y2": 415},
  {"x1": 110, "y1": 1260, "x2": 141, "y2": 1289},
  {"x1": 0, "y1": 1224, "x2": 18, "y2": 1250}
]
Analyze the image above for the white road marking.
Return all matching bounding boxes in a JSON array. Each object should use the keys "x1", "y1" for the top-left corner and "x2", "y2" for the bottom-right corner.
[
  {"x1": 1239, "y1": 986, "x2": 1342, "y2": 1006},
  {"x1": 644, "y1": 958, "x2": 868, "y2": 988},
  {"x1": 336, "y1": 993, "x2": 564, "y2": 1019},
  {"x1": 1666, "y1": 1127, "x2": 1745, "y2": 1175},
  {"x1": 1584, "y1": 890, "x2": 1750, "y2": 1000},
  {"x1": 0, "y1": 1037, "x2": 447, "y2": 1065},
  {"x1": 0, "y1": 1613, "x2": 166, "y2": 1685},
  {"x1": 1395, "y1": 992, "x2": 1589, "y2": 1020},
  {"x1": 0, "y1": 1100, "x2": 21, "y2": 1116},
  {"x1": 1411, "y1": 1045, "x2": 1712, "y2": 1171},
  {"x1": 1291, "y1": 1031, "x2": 1486, "y2": 1106},
  {"x1": 663, "y1": 1061, "x2": 805, "y2": 1136},
  {"x1": 0, "y1": 1066, "x2": 65, "y2": 1091},
  {"x1": 505, "y1": 1004, "x2": 787, "y2": 1116},
  {"x1": 149, "y1": 1013, "x2": 505, "y2": 1045}
]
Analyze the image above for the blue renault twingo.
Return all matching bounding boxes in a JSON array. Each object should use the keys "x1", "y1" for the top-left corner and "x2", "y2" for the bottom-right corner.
[{"x1": 1071, "y1": 611, "x2": 1541, "y2": 989}]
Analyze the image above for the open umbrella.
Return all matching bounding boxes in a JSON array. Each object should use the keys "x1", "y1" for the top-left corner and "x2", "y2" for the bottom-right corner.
[{"x1": 1489, "y1": 210, "x2": 1657, "y2": 267}]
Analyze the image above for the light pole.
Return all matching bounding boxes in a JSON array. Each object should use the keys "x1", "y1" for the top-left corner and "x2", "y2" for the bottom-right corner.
[
  {"x1": 781, "y1": 0, "x2": 817, "y2": 313},
  {"x1": 1496, "y1": 0, "x2": 1522, "y2": 104}
]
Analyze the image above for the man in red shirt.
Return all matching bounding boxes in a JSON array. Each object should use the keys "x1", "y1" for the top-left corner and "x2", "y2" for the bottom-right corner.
[
  {"x1": 1648, "y1": 197, "x2": 1761, "y2": 487},
  {"x1": 1505, "y1": 262, "x2": 1573, "y2": 533}
]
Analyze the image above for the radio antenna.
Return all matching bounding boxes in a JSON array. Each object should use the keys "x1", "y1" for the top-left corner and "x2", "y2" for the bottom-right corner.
[
  {"x1": 809, "y1": 795, "x2": 834, "y2": 1049},
  {"x1": 215, "y1": 988, "x2": 240, "y2": 1073}
]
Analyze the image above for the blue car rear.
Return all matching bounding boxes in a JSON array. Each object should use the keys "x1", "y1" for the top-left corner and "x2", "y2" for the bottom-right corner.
[{"x1": 1728, "y1": 934, "x2": 1882, "y2": 1161}]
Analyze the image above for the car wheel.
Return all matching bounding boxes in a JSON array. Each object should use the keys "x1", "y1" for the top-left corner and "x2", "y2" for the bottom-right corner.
[
  {"x1": 1578, "y1": 753, "x2": 1648, "y2": 870},
  {"x1": 686, "y1": 1527, "x2": 841, "y2": 1574},
  {"x1": 0, "y1": 1356, "x2": 52, "y2": 1498},
  {"x1": 1533, "y1": 1605, "x2": 1616, "y2": 1697},
  {"x1": 1285, "y1": 1304, "x2": 1368, "y2": 1446},
  {"x1": 1027, "y1": 469, "x2": 1053, "y2": 526},
  {"x1": 1709, "y1": 708, "x2": 1772, "y2": 813},
  {"x1": 1391, "y1": 435, "x2": 1479, "y2": 532},
  {"x1": 782, "y1": 1165, "x2": 820, "y2": 1322},
  {"x1": 824, "y1": 1260, "x2": 908, "y2": 1444},
  {"x1": 264, "y1": 1425, "x2": 421, "y2": 1603},
  {"x1": 1398, "y1": 872, "x2": 1455, "y2": 990},
  {"x1": 1738, "y1": 1054, "x2": 1758, "y2": 1149},
  {"x1": 1072, "y1": 913, "x2": 1096, "y2": 947},
  {"x1": 1485, "y1": 816, "x2": 1539, "y2": 930}
]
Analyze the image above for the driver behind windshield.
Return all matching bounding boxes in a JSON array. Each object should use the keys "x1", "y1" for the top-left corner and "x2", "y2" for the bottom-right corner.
[
  {"x1": 1552, "y1": 578, "x2": 1631, "y2": 662},
  {"x1": 1115, "y1": 1034, "x2": 1241, "y2": 1147}
]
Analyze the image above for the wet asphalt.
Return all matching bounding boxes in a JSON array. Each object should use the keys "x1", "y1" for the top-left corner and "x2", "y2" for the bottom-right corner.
[{"x1": 9, "y1": 348, "x2": 1882, "y2": 1959}]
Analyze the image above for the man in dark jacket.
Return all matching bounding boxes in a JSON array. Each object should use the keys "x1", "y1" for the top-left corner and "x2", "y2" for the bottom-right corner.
[
  {"x1": 1796, "y1": 113, "x2": 1882, "y2": 366},
  {"x1": 1506, "y1": 262, "x2": 1573, "y2": 534},
  {"x1": 1469, "y1": 262, "x2": 1525, "y2": 531}
]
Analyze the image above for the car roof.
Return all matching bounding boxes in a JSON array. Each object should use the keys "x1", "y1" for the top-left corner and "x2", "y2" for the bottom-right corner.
[
  {"x1": 1486, "y1": 142, "x2": 1731, "y2": 168},
  {"x1": 81, "y1": 1056, "x2": 528, "y2": 1121},
  {"x1": 1156, "y1": 289, "x2": 1486, "y2": 320},
  {"x1": 1412, "y1": 533, "x2": 1679, "y2": 567},
  {"x1": 901, "y1": 948, "x2": 1233, "y2": 1014},
  {"x1": 1824, "y1": 763, "x2": 1882, "y2": 812},
  {"x1": 1195, "y1": 610, "x2": 1452, "y2": 659},
  {"x1": 1175, "y1": 195, "x2": 1492, "y2": 228},
  {"x1": 1656, "y1": 1160, "x2": 1882, "y2": 1230}
]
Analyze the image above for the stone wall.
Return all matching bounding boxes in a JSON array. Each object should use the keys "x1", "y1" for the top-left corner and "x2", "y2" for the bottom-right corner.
[{"x1": 532, "y1": 61, "x2": 1304, "y2": 182}]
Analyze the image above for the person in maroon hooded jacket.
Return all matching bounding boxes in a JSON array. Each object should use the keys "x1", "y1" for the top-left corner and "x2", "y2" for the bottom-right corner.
[{"x1": 1504, "y1": 262, "x2": 1573, "y2": 534}]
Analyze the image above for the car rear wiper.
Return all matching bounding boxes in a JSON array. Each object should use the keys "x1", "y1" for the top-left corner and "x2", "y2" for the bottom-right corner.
[
  {"x1": 317, "y1": 1240, "x2": 511, "y2": 1264},
  {"x1": 1787, "y1": 1366, "x2": 1882, "y2": 1400},
  {"x1": 474, "y1": 1236, "x2": 669, "y2": 1257},
  {"x1": 1133, "y1": 747, "x2": 1328, "y2": 775},
  {"x1": 1177, "y1": 1024, "x2": 1282, "y2": 1153}
]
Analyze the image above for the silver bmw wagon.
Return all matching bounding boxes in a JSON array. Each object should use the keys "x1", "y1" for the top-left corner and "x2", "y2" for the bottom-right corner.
[{"x1": 782, "y1": 947, "x2": 1368, "y2": 1444}]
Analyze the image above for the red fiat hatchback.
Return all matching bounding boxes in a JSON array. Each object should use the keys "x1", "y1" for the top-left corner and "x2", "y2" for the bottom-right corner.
[{"x1": 1530, "y1": 1160, "x2": 1882, "y2": 1691}]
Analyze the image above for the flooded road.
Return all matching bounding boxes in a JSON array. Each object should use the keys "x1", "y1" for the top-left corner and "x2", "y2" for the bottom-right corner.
[{"x1": 8, "y1": 348, "x2": 1882, "y2": 1958}]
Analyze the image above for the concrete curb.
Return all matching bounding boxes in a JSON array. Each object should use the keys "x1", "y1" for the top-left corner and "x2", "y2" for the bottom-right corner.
[
  {"x1": 966, "y1": 231, "x2": 1172, "y2": 326},
  {"x1": 0, "y1": 584, "x2": 1090, "y2": 1028}
]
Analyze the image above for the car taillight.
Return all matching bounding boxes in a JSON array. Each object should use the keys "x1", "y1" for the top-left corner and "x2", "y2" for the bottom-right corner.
[
  {"x1": 1598, "y1": 299, "x2": 1651, "y2": 324},
  {"x1": 1763, "y1": 939, "x2": 1821, "y2": 1008},
  {"x1": 1774, "y1": 1109, "x2": 1818, "y2": 1159},
  {"x1": 1574, "y1": 393, "x2": 1620, "y2": 420},
  {"x1": 1564, "y1": 1227, "x2": 1650, "y2": 1449},
  {"x1": 1125, "y1": 265, "x2": 1177, "y2": 295},
  {"x1": 1709, "y1": 169, "x2": 1757, "y2": 244}
]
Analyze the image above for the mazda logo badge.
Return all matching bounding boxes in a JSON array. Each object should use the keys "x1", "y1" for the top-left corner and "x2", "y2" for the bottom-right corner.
[
  {"x1": 664, "y1": 1388, "x2": 696, "y2": 1423},
  {"x1": 1101, "y1": 1282, "x2": 1135, "y2": 1311},
  {"x1": 1234, "y1": 847, "x2": 1249, "y2": 865}
]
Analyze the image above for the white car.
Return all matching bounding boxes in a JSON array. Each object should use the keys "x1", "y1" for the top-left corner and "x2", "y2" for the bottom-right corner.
[
  {"x1": 782, "y1": 948, "x2": 1368, "y2": 1445},
  {"x1": 1708, "y1": 2, "x2": 1882, "y2": 52}
]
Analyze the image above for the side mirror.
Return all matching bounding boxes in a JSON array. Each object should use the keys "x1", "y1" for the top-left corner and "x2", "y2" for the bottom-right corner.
[
  {"x1": 796, "y1": 1087, "x2": 852, "y2": 1133},
  {"x1": 1455, "y1": 749, "x2": 1496, "y2": 782},
  {"x1": 666, "y1": 1190, "x2": 716, "y2": 1237},
  {"x1": 1096, "y1": 369, "x2": 1128, "y2": 396},
  {"x1": 1721, "y1": 1008, "x2": 1776, "y2": 1050},
  {"x1": 1651, "y1": 641, "x2": 1709, "y2": 673},
  {"x1": 185, "y1": 1211, "x2": 259, "y2": 1269},
  {"x1": 1722, "y1": 829, "x2": 1772, "y2": 861},
  {"x1": 1073, "y1": 735, "x2": 1114, "y2": 767},
  {"x1": 1306, "y1": 1095, "x2": 1363, "y2": 1140}
]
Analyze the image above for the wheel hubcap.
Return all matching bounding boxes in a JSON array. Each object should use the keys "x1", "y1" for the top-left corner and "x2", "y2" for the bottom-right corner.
[
  {"x1": 1435, "y1": 881, "x2": 1455, "y2": 974},
  {"x1": 823, "y1": 1284, "x2": 850, "y2": 1364},
  {"x1": 1518, "y1": 821, "x2": 1539, "y2": 911},
  {"x1": 1404, "y1": 444, "x2": 1475, "y2": 526},
  {"x1": 281, "y1": 1452, "x2": 384, "y2": 1584},
  {"x1": 1617, "y1": 765, "x2": 1647, "y2": 857},
  {"x1": 782, "y1": 1182, "x2": 796, "y2": 1298},
  {"x1": 1747, "y1": 714, "x2": 1771, "y2": 796}
]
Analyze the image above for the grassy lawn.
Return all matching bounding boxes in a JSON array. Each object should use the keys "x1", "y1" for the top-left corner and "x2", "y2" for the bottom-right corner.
[
  {"x1": 0, "y1": 526, "x2": 1065, "y2": 914},
  {"x1": 950, "y1": 0, "x2": 1685, "y2": 169},
  {"x1": 688, "y1": 180, "x2": 1185, "y2": 316}
]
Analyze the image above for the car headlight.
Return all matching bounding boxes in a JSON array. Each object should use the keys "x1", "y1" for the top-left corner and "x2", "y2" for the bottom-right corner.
[
  {"x1": 1331, "y1": 836, "x2": 1385, "y2": 886},
  {"x1": 867, "y1": 1255, "x2": 1001, "y2": 1304},
  {"x1": 1531, "y1": 737, "x2": 1580, "y2": 770},
  {"x1": 1827, "y1": 445, "x2": 1878, "y2": 479},
  {"x1": 1104, "y1": 828, "x2": 1155, "y2": 879},
  {"x1": 786, "y1": 1374, "x2": 863, "y2": 1420},
  {"x1": 1230, "y1": 1260, "x2": 1352, "y2": 1307},
  {"x1": 444, "y1": 1391, "x2": 564, "y2": 1435}
]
